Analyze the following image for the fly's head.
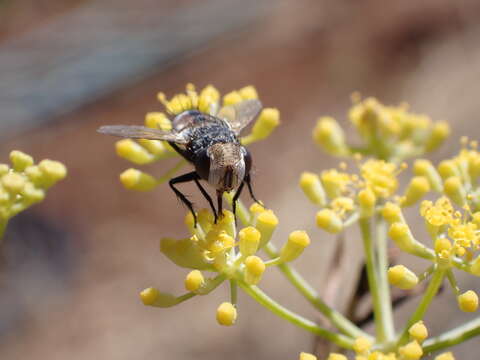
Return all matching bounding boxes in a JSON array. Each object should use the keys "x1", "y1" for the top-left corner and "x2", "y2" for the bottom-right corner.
[{"x1": 195, "y1": 142, "x2": 252, "y2": 193}]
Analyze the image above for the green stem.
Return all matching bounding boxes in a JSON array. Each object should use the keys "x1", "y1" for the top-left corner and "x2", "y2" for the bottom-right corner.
[
  {"x1": 238, "y1": 281, "x2": 355, "y2": 349},
  {"x1": 157, "y1": 159, "x2": 188, "y2": 184},
  {"x1": 422, "y1": 316, "x2": 480, "y2": 353},
  {"x1": 375, "y1": 215, "x2": 395, "y2": 342},
  {"x1": 264, "y1": 242, "x2": 371, "y2": 340},
  {"x1": 230, "y1": 279, "x2": 238, "y2": 305},
  {"x1": 359, "y1": 218, "x2": 388, "y2": 343},
  {"x1": 396, "y1": 267, "x2": 445, "y2": 346}
]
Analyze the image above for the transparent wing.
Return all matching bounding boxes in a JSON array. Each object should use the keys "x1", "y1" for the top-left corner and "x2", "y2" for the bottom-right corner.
[
  {"x1": 97, "y1": 125, "x2": 188, "y2": 144},
  {"x1": 217, "y1": 99, "x2": 262, "y2": 135}
]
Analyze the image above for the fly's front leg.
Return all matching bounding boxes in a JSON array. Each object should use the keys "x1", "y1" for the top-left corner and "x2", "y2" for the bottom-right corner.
[
  {"x1": 245, "y1": 174, "x2": 263, "y2": 207},
  {"x1": 232, "y1": 180, "x2": 245, "y2": 226},
  {"x1": 216, "y1": 190, "x2": 224, "y2": 223},
  {"x1": 169, "y1": 171, "x2": 199, "y2": 227},
  {"x1": 193, "y1": 177, "x2": 218, "y2": 223}
]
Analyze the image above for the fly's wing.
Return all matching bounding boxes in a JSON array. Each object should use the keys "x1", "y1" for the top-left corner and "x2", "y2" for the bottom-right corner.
[
  {"x1": 216, "y1": 99, "x2": 262, "y2": 135},
  {"x1": 97, "y1": 125, "x2": 188, "y2": 144}
]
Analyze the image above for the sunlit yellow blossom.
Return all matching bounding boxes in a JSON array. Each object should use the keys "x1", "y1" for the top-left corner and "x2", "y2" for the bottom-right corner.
[
  {"x1": 434, "y1": 352, "x2": 455, "y2": 360},
  {"x1": 457, "y1": 290, "x2": 478, "y2": 312},
  {"x1": 238, "y1": 226, "x2": 261, "y2": 257},
  {"x1": 388, "y1": 265, "x2": 418, "y2": 290},
  {"x1": 299, "y1": 352, "x2": 317, "y2": 360},
  {"x1": 244, "y1": 256, "x2": 266, "y2": 285},
  {"x1": 326, "y1": 353, "x2": 347, "y2": 360},
  {"x1": 420, "y1": 197, "x2": 454, "y2": 227},
  {"x1": 321, "y1": 169, "x2": 353, "y2": 199},
  {"x1": 299, "y1": 172, "x2": 327, "y2": 206},
  {"x1": 408, "y1": 321, "x2": 428, "y2": 342},
  {"x1": 398, "y1": 340, "x2": 423, "y2": 360},
  {"x1": 360, "y1": 160, "x2": 398, "y2": 198},
  {"x1": 353, "y1": 336, "x2": 372, "y2": 354},
  {"x1": 216, "y1": 302, "x2": 237, "y2": 326},
  {"x1": 279, "y1": 231, "x2": 311, "y2": 263},
  {"x1": 313, "y1": 116, "x2": 348, "y2": 156},
  {"x1": 316, "y1": 209, "x2": 343, "y2": 234},
  {"x1": 0, "y1": 151, "x2": 66, "y2": 239},
  {"x1": 185, "y1": 270, "x2": 205, "y2": 292},
  {"x1": 358, "y1": 187, "x2": 376, "y2": 218},
  {"x1": 331, "y1": 196, "x2": 355, "y2": 217}
]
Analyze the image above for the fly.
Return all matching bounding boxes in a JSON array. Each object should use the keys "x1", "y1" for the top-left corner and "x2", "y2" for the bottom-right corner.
[{"x1": 98, "y1": 99, "x2": 263, "y2": 226}]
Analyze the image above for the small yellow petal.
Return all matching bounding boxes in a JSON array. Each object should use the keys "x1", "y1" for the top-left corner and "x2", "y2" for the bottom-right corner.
[
  {"x1": 299, "y1": 172, "x2": 327, "y2": 206},
  {"x1": 316, "y1": 209, "x2": 343, "y2": 234},
  {"x1": 120, "y1": 168, "x2": 157, "y2": 191},
  {"x1": 398, "y1": 340, "x2": 423, "y2": 360},
  {"x1": 388, "y1": 265, "x2": 418, "y2": 290},
  {"x1": 9, "y1": 150, "x2": 34, "y2": 172},
  {"x1": 353, "y1": 336, "x2": 372, "y2": 354},
  {"x1": 238, "y1": 226, "x2": 261, "y2": 256},
  {"x1": 244, "y1": 255, "x2": 266, "y2": 285}
]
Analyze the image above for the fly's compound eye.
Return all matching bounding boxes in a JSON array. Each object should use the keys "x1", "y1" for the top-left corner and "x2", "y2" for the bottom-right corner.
[
  {"x1": 243, "y1": 147, "x2": 252, "y2": 175},
  {"x1": 194, "y1": 149, "x2": 211, "y2": 180}
]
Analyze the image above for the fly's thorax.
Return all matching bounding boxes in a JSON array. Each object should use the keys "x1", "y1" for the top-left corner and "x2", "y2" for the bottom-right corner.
[{"x1": 201, "y1": 142, "x2": 247, "y2": 192}]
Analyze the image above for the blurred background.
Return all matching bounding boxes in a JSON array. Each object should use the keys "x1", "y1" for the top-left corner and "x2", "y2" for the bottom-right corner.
[{"x1": 1, "y1": 0, "x2": 480, "y2": 359}]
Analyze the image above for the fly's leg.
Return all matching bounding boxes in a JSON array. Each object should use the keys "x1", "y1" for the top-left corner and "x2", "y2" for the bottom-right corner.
[
  {"x1": 245, "y1": 174, "x2": 263, "y2": 207},
  {"x1": 193, "y1": 177, "x2": 218, "y2": 223},
  {"x1": 232, "y1": 180, "x2": 245, "y2": 226},
  {"x1": 169, "y1": 171, "x2": 198, "y2": 227},
  {"x1": 216, "y1": 190, "x2": 223, "y2": 223}
]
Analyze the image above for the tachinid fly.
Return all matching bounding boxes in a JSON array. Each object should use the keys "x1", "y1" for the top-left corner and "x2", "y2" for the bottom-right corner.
[{"x1": 98, "y1": 99, "x2": 263, "y2": 226}]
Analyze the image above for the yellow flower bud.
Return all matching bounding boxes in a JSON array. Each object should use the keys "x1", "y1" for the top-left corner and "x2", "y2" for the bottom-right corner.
[
  {"x1": 223, "y1": 91, "x2": 243, "y2": 106},
  {"x1": 144, "y1": 112, "x2": 171, "y2": 130},
  {"x1": 255, "y1": 210, "x2": 279, "y2": 248},
  {"x1": 0, "y1": 164, "x2": 9, "y2": 176},
  {"x1": 244, "y1": 256, "x2": 266, "y2": 285},
  {"x1": 327, "y1": 353, "x2": 347, "y2": 360},
  {"x1": 408, "y1": 321, "x2": 428, "y2": 342},
  {"x1": 238, "y1": 85, "x2": 258, "y2": 100},
  {"x1": 185, "y1": 270, "x2": 205, "y2": 292},
  {"x1": 398, "y1": 340, "x2": 423, "y2": 360},
  {"x1": 469, "y1": 255, "x2": 480, "y2": 276},
  {"x1": 21, "y1": 183, "x2": 45, "y2": 204},
  {"x1": 120, "y1": 168, "x2": 157, "y2": 191},
  {"x1": 457, "y1": 290, "x2": 478, "y2": 312},
  {"x1": 279, "y1": 230, "x2": 310, "y2": 263},
  {"x1": 139, "y1": 288, "x2": 180, "y2": 307},
  {"x1": 434, "y1": 237, "x2": 452, "y2": 255},
  {"x1": 413, "y1": 159, "x2": 443, "y2": 192},
  {"x1": 382, "y1": 202, "x2": 403, "y2": 224},
  {"x1": 2, "y1": 173, "x2": 26, "y2": 194},
  {"x1": 38, "y1": 160, "x2": 67, "y2": 186},
  {"x1": 116, "y1": 139, "x2": 155, "y2": 164},
  {"x1": 299, "y1": 172, "x2": 326, "y2": 206},
  {"x1": 316, "y1": 209, "x2": 343, "y2": 234},
  {"x1": 216, "y1": 302, "x2": 237, "y2": 326},
  {"x1": 9, "y1": 150, "x2": 34, "y2": 172},
  {"x1": 358, "y1": 187, "x2": 376, "y2": 218},
  {"x1": 443, "y1": 176, "x2": 466, "y2": 206},
  {"x1": 248, "y1": 108, "x2": 280, "y2": 142},
  {"x1": 387, "y1": 265, "x2": 418, "y2": 290},
  {"x1": 401, "y1": 176, "x2": 430, "y2": 207},
  {"x1": 137, "y1": 139, "x2": 170, "y2": 157},
  {"x1": 239, "y1": 226, "x2": 261, "y2": 256},
  {"x1": 425, "y1": 121, "x2": 450, "y2": 152},
  {"x1": 437, "y1": 160, "x2": 460, "y2": 180},
  {"x1": 312, "y1": 116, "x2": 348, "y2": 156},
  {"x1": 388, "y1": 222, "x2": 430, "y2": 258},
  {"x1": 140, "y1": 287, "x2": 160, "y2": 305},
  {"x1": 299, "y1": 352, "x2": 317, "y2": 360},
  {"x1": 434, "y1": 352, "x2": 455, "y2": 360},
  {"x1": 353, "y1": 336, "x2": 372, "y2": 354},
  {"x1": 24, "y1": 165, "x2": 44, "y2": 187}
]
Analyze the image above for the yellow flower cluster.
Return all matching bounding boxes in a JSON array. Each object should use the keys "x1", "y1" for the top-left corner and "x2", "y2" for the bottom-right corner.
[
  {"x1": 313, "y1": 97, "x2": 449, "y2": 161},
  {"x1": 300, "y1": 159, "x2": 424, "y2": 233},
  {"x1": 299, "y1": 322, "x2": 454, "y2": 360},
  {"x1": 115, "y1": 84, "x2": 280, "y2": 191},
  {"x1": 142, "y1": 204, "x2": 311, "y2": 326},
  {"x1": 0, "y1": 151, "x2": 67, "y2": 239}
]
